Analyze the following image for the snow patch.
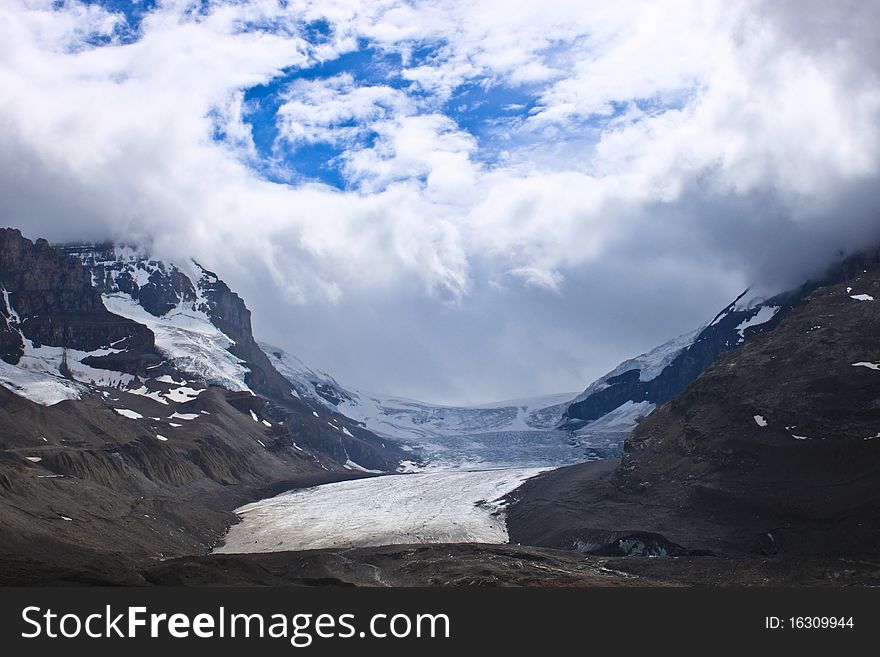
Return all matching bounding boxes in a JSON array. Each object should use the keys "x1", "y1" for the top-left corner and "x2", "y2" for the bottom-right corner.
[
  {"x1": 754, "y1": 415, "x2": 768, "y2": 427},
  {"x1": 735, "y1": 306, "x2": 780, "y2": 341},
  {"x1": 853, "y1": 362, "x2": 880, "y2": 371},
  {"x1": 0, "y1": 360, "x2": 83, "y2": 406},
  {"x1": 113, "y1": 408, "x2": 143, "y2": 420},
  {"x1": 128, "y1": 386, "x2": 169, "y2": 405},
  {"x1": 169, "y1": 412, "x2": 199, "y2": 421},
  {"x1": 164, "y1": 386, "x2": 204, "y2": 403},
  {"x1": 343, "y1": 459, "x2": 384, "y2": 474},
  {"x1": 156, "y1": 375, "x2": 187, "y2": 385},
  {"x1": 102, "y1": 292, "x2": 252, "y2": 393}
]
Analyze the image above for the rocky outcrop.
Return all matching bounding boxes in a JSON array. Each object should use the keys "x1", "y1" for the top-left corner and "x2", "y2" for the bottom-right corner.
[
  {"x1": 563, "y1": 248, "x2": 880, "y2": 445},
  {"x1": 510, "y1": 261, "x2": 880, "y2": 558},
  {"x1": 57, "y1": 240, "x2": 405, "y2": 471},
  {"x1": 0, "y1": 229, "x2": 155, "y2": 365},
  {"x1": 0, "y1": 226, "x2": 411, "y2": 584}
]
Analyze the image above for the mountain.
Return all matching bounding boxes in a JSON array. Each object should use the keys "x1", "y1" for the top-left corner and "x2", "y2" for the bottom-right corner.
[
  {"x1": 506, "y1": 258, "x2": 880, "y2": 559},
  {"x1": 261, "y1": 342, "x2": 574, "y2": 443},
  {"x1": 560, "y1": 249, "x2": 880, "y2": 454},
  {"x1": 0, "y1": 227, "x2": 409, "y2": 582}
]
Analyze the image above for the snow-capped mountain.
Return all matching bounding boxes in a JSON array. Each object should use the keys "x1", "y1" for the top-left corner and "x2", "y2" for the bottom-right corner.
[
  {"x1": 0, "y1": 228, "x2": 404, "y2": 472},
  {"x1": 563, "y1": 290, "x2": 798, "y2": 431},
  {"x1": 560, "y1": 250, "x2": 880, "y2": 451},
  {"x1": 0, "y1": 227, "x2": 412, "y2": 579},
  {"x1": 261, "y1": 341, "x2": 575, "y2": 442},
  {"x1": 508, "y1": 258, "x2": 880, "y2": 560}
]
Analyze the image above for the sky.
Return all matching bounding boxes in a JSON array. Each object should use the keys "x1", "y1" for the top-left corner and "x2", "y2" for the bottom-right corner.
[{"x1": 0, "y1": 0, "x2": 878, "y2": 404}]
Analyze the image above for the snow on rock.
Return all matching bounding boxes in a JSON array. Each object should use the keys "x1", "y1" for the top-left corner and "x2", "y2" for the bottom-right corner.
[
  {"x1": 156, "y1": 375, "x2": 187, "y2": 385},
  {"x1": 853, "y1": 362, "x2": 880, "y2": 371},
  {"x1": 249, "y1": 409, "x2": 259, "y2": 422},
  {"x1": 155, "y1": 434, "x2": 169, "y2": 442},
  {"x1": 102, "y1": 293, "x2": 252, "y2": 393},
  {"x1": 215, "y1": 467, "x2": 546, "y2": 554},
  {"x1": 0, "y1": 287, "x2": 128, "y2": 403},
  {"x1": 164, "y1": 386, "x2": 204, "y2": 403},
  {"x1": 569, "y1": 327, "x2": 705, "y2": 407},
  {"x1": 261, "y1": 419, "x2": 272, "y2": 427},
  {"x1": 574, "y1": 400, "x2": 654, "y2": 435},
  {"x1": 260, "y1": 342, "x2": 575, "y2": 441},
  {"x1": 850, "y1": 294, "x2": 874, "y2": 301},
  {"x1": 735, "y1": 306, "x2": 781, "y2": 341},
  {"x1": 342, "y1": 459, "x2": 384, "y2": 474},
  {"x1": 754, "y1": 415, "x2": 768, "y2": 427},
  {"x1": 169, "y1": 412, "x2": 199, "y2": 421},
  {"x1": 0, "y1": 359, "x2": 83, "y2": 406},
  {"x1": 127, "y1": 386, "x2": 169, "y2": 405},
  {"x1": 26, "y1": 456, "x2": 42, "y2": 463},
  {"x1": 113, "y1": 408, "x2": 143, "y2": 420}
]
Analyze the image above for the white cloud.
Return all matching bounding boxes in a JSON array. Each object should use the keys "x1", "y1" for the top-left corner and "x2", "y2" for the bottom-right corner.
[
  {"x1": 275, "y1": 73, "x2": 409, "y2": 146},
  {"x1": 0, "y1": 0, "x2": 878, "y2": 403}
]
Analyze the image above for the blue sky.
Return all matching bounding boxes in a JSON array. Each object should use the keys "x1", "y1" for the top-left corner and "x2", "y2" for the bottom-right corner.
[{"x1": 2, "y1": 0, "x2": 879, "y2": 403}]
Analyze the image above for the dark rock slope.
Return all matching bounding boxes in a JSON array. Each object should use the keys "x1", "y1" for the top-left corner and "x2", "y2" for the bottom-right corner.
[
  {"x1": 563, "y1": 249, "x2": 880, "y2": 430},
  {"x1": 0, "y1": 383, "x2": 367, "y2": 578},
  {"x1": 0, "y1": 230, "x2": 403, "y2": 472},
  {"x1": 0, "y1": 229, "x2": 154, "y2": 365},
  {"x1": 0, "y1": 227, "x2": 409, "y2": 581},
  {"x1": 509, "y1": 262, "x2": 880, "y2": 559},
  {"x1": 66, "y1": 243, "x2": 297, "y2": 402}
]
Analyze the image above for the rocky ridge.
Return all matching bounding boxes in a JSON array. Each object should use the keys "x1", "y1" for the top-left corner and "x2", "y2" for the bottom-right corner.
[{"x1": 507, "y1": 261, "x2": 880, "y2": 559}]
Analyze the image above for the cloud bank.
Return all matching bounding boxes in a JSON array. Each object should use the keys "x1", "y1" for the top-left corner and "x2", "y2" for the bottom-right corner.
[{"x1": 0, "y1": 0, "x2": 878, "y2": 403}]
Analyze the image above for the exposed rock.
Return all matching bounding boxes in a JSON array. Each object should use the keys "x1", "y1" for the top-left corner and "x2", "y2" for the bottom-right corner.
[
  {"x1": 0, "y1": 229, "x2": 155, "y2": 365},
  {"x1": 510, "y1": 262, "x2": 880, "y2": 559},
  {"x1": 563, "y1": 248, "x2": 880, "y2": 446}
]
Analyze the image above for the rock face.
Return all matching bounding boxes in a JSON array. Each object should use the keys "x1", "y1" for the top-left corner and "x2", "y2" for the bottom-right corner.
[
  {"x1": 0, "y1": 383, "x2": 366, "y2": 574},
  {"x1": 563, "y1": 291, "x2": 798, "y2": 424},
  {"x1": 0, "y1": 226, "x2": 411, "y2": 582},
  {"x1": 66, "y1": 243, "x2": 298, "y2": 402},
  {"x1": 0, "y1": 229, "x2": 154, "y2": 366},
  {"x1": 509, "y1": 261, "x2": 880, "y2": 559},
  {"x1": 561, "y1": 249, "x2": 880, "y2": 454}
]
